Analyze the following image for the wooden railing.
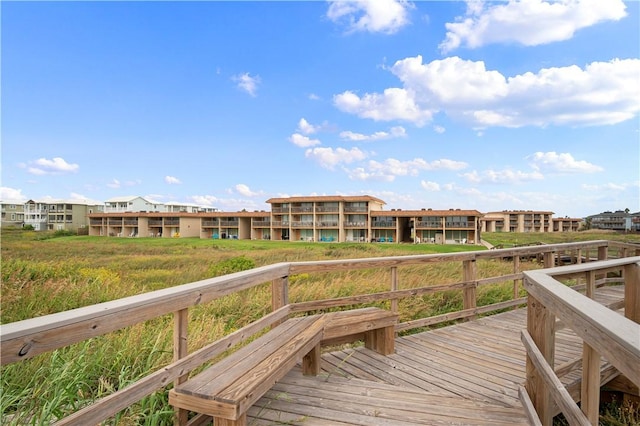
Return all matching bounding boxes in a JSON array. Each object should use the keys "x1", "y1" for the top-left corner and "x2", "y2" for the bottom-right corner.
[
  {"x1": 520, "y1": 255, "x2": 640, "y2": 426},
  {"x1": 1, "y1": 240, "x2": 638, "y2": 425}
]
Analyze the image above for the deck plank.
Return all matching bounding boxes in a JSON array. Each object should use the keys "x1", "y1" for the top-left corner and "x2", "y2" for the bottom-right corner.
[{"x1": 243, "y1": 285, "x2": 625, "y2": 425}]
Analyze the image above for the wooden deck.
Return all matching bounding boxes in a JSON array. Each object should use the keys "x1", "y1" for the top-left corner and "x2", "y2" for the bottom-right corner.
[{"x1": 245, "y1": 286, "x2": 625, "y2": 425}]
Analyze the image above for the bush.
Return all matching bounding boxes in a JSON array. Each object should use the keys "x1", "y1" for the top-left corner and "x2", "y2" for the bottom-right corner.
[{"x1": 208, "y1": 256, "x2": 256, "y2": 277}]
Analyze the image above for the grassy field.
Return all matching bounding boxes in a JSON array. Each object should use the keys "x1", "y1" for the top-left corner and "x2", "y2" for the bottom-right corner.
[{"x1": 1, "y1": 228, "x2": 638, "y2": 425}]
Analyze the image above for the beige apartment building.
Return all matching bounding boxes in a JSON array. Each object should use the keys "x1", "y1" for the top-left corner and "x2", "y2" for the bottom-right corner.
[
  {"x1": 88, "y1": 195, "x2": 482, "y2": 244},
  {"x1": 1, "y1": 201, "x2": 25, "y2": 228},
  {"x1": 480, "y1": 210, "x2": 555, "y2": 233}
]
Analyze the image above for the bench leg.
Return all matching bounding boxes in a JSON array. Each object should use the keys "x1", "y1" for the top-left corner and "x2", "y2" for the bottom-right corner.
[
  {"x1": 364, "y1": 325, "x2": 395, "y2": 355},
  {"x1": 215, "y1": 413, "x2": 246, "y2": 426},
  {"x1": 302, "y1": 343, "x2": 321, "y2": 375}
]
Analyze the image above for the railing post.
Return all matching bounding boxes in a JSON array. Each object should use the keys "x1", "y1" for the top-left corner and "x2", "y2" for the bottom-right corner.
[
  {"x1": 543, "y1": 251, "x2": 554, "y2": 268},
  {"x1": 463, "y1": 259, "x2": 477, "y2": 320},
  {"x1": 390, "y1": 266, "x2": 399, "y2": 315},
  {"x1": 624, "y1": 263, "x2": 640, "y2": 324},
  {"x1": 581, "y1": 342, "x2": 600, "y2": 424},
  {"x1": 272, "y1": 276, "x2": 289, "y2": 327},
  {"x1": 513, "y1": 255, "x2": 521, "y2": 310},
  {"x1": 173, "y1": 308, "x2": 189, "y2": 426},
  {"x1": 525, "y1": 291, "x2": 555, "y2": 426}
]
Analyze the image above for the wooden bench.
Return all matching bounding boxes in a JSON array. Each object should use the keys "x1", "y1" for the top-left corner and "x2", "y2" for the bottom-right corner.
[
  {"x1": 169, "y1": 316, "x2": 325, "y2": 426},
  {"x1": 323, "y1": 307, "x2": 398, "y2": 355},
  {"x1": 169, "y1": 307, "x2": 398, "y2": 426}
]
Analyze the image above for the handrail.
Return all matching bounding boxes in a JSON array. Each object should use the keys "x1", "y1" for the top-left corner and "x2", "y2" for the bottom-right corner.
[
  {"x1": 1, "y1": 240, "x2": 638, "y2": 425},
  {"x1": 522, "y1": 256, "x2": 640, "y2": 425}
]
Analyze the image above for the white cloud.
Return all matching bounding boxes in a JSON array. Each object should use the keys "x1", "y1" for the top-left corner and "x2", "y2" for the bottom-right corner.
[
  {"x1": 433, "y1": 125, "x2": 446, "y2": 134},
  {"x1": 298, "y1": 118, "x2": 320, "y2": 135},
  {"x1": 528, "y1": 152, "x2": 603, "y2": 173},
  {"x1": 337, "y1": 55, "x2": 640, "y2": 128},
  {"x1": 334, "y1": 88, "x2": 434, "y2": 126},
  {"x1": 349, "y1": 157, "x2": 467, "y2": 181},
  {"x1": 232, "y1": 72, "x2": 261, "y2": 97},
  {"x1": 581, "y1": 182, "x2": 628, "y2": 192},
  {"x1": 107, "y1": 179, "x2": 121, "y2": 189},
  {"x1": 0, "y1": 187, "x2": 28, "y2": 202},
  {"x1": 26, "y1": 157, "x2": 79, "y2": 175},
  {"x1": 165, "y1": 176, "x2": 182, "y2": 185},
  {"x1": 305, "y1": 146, "x2": 367, "y2": 169},
  {"x1": 234, "y1": 183, "x2": 262, "y2": 197},
  {"x1": 327, "y1": 0, "x2": 413, "y2": 34},
  {"x1": 440, "y1": 0, "x2": 627, "y2": 53},
  {"x1": 461, "y1": 168, "x2": 544, "y2": 184},
  {"x1": 308, "y1": 93, "x2": 321, "y2": 101},
  {"x1": 421, "y1": 180, "x2": 441, "y2": 191},
  {"x1": 289, "y1": 133, "x2": 321, "y2": 147},
  {"x1": 189, "y1": 195, "x2": 219, "y2": 207},
  {"x1": 340, "y1": 126, "x2": 407, "y2": 141},
  {"x1": 107, "y1": 178, "x2": 141, "y2": 189}
]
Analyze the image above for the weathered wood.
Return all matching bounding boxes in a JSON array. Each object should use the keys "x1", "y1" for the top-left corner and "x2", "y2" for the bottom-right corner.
[
  {"x1": 55, "y1": 306, "x2": 291, "y2": 426},
  {"x1": 624, "y1": 262, "x2": 640, "y2": 324},
  {"x1": 271, "y1": 277, "x2": 288, "y2": 328},
  {"x1": 521, "y1": 330, "x2": 590, "y2": 426},
  {"x1": 581, "y1": 342, "x2": 600, "y2": 424},
  {"x1": 1, "y1": 263, "x2": 291, "y2": 364},
  {"x1": 323, "y1": 307, "x2": 398, "y2": 355},
  {"x1": 170, "y1": 316, "x2": 325, "y2": 423},
  {"x1": 524, "y1": 293, "x2": 556, "y2": 426},
  {"x1": 390, "y1": 266, "x2": 398, "y2": 315},
  {"x1": 518, "y1": 385, "x2": 543, "y2": 426},
  {"x1": 173, "y1": 309, "x2": 189, "y2": 426},
  {"x1": 524, "y1": 267, "x2": 640, "y2": 387},
  {"x1": 463, "y1": 259, "x2": 477, "y2": 320}
]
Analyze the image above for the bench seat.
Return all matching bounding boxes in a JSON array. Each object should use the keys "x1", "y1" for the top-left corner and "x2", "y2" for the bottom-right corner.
[
  {"x1": 323, "y1": 307, "x2": 398, "y2": 355},
  {"x1": 169, "y1": 307, "x2": 398, "y2": 426},
  {"x1": 169, "y1": 316, "x2": 325, "y2": 425}
]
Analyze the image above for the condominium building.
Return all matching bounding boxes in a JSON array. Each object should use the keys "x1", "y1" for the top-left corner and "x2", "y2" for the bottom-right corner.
[
  {"x1": 480, "y1": 210, "x2": 554, "y2": 233},
  {"x1": 88, "y1": 195, "x2": 482, "y2": 244},
  {"x1": 586, "y1": 210, "x2": 638, "y2": 231},
  {"x1": 0, "y1": 201, "x2": 25, "y2": 228},
  {"x1": 23, "y1": 199, "x2": 103, "y2": 232},
  {"x1": 552, "y1": 217, "x2": 582, "y2": 232}
]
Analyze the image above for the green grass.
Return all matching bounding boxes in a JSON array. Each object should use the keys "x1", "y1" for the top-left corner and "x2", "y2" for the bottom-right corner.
[
  {"x1": 483, "y1": 230, "x2": 640, "y2": 248},
  {"x1": 1, "y1": 228, "x2": 637, "y2": 425}
]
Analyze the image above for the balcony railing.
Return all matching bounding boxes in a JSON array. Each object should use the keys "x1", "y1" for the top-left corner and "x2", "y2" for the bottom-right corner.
[
  {"x1": 316, "y1": 221, "x2": 339, "y2": 227},
  {"x1": 445, "y1": 221, "x2": 470, "y2": 228},
  {"x1": 219, "y1": 220, "x2": 239, "y2": 227},
  {"x1": 315, "y1": 206, "x2": 339, "y2": 213},
  {"x1": 344, "y1": 222, "x2": 367, "y2": 228},
  {"x1": 164, "y1": 219, "x2": 179, "y2": 226},
  {"x1": 252, "y1": 220, "x2": 270, "y2": 227},
  {"x1": 292, "y1": 221, "x2": 314, "y2": 228},
  {"x1": 344, "y1": 206, "x2": 367, "y2": 213},
  {"x1": 124, "y1": 220, "x2": 138, "y2": 226},
  {"x1": 416, "y1": 221, "x2": 441, "y2": 228},
  {"x1": 291, "y1": 207, "x2": 313, "y2": 213},
  {"x1": 371, "y1": 221, "x2": 396, "y2": 228},
  {"x1": 148, "y1": 220, "x2": 163, "y2": 226},
  {"x1": 201, "y1": 220, "x2": 220, "y2": 227}
]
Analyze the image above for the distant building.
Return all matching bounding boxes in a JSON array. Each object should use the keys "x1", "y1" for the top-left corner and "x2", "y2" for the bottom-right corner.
[
  {"x1": 0, "y1": 201, "x2": 25, "y2": 228},
  {"x1": 104, "y1": 196, "x2": 163, "y2": 213},
  {"x1": 587, "y1": 210, "x2": 636, "y2": 231},
  {"x1": 23, "y1": 199, "x2": 103, "y2": 232},
  {"x1": 480, "y1": 210, "x2": 554, "y2": 233}
]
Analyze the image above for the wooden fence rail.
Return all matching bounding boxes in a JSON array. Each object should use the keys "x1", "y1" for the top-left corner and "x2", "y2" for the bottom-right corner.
[
  {"x1": 1, "y1": 240, "x2": 638, "y2": 425},
  {"x1": 522, "y1": 257, "x2": 640, "y2": 426}
]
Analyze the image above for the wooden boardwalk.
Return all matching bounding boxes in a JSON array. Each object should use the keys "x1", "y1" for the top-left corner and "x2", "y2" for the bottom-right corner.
[{"x1": 246, "y1": 286, "x2": 625, "y2": 425}]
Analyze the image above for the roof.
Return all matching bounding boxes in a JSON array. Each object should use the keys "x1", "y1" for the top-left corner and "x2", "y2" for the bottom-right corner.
[
  {"x1": 372, "y1": 209, "x2": 482, "y2": 217},
  {"x1": 265, "y1": 195, "x2": 386, "y2": 205}
]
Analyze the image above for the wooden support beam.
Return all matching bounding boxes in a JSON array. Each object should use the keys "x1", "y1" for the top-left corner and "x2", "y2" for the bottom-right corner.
[
  {"x1": 390, "y1": 266, "x2": 398, "y2": 315},
  {"x1": 581, "y1": 342, "x2": 600, "y2": 424},
  {"x1": 462, "y1": 259, "x2": 477, "y2": 320},
  {"x1": 524, "y1": 292, "x2": 556, "y2": 426},
  {"x1": 173, "y1": 309, "x2": 189, "y2": 426},
  {"x1": 271, "y1": 277, "x2": 289, "y2": 328},
  {"x1": 624, "y1": 263, "x2": 640, "y2": 324}
]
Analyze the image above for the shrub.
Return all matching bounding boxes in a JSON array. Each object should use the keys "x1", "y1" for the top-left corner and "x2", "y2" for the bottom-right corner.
[{"x1": 208, "y1": 256, "x2": 256, "y2": 277}]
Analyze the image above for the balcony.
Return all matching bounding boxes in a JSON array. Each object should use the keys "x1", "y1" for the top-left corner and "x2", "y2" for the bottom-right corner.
[
  {"x1": 344, "y1": 221, "x2": 367, "y2": 228},
  {"x1": 344, "y1": 206, "x2": 367, "y2": 213},
  {"x1": 90, "y1": 219, "x2": 103, "y2": 226},
  {"x1": 219, "y1": 220, "x2": 239, "y2": 227},
  {"x1": 164, "y1": 219, "x2": 180, "y2": 226},
  {"x1": 291, "y1": 207, "x2": 313, "y2": 213},
  {"x1": 371, "y1": 221, "x2": 396, "y2": 228},
  {"x1": 292, "y1": 221, "x2": 314, "y2": 228},
  {"x1": 445, "y1": 221, "x2": 470, "y2": 228},
  {"x1": 124, "y1": 219, "x2": 138, "y2": 226},
  {"x1": 416, "y1": 221, "x2": 441, "y2": 228},
  {"x1": 252, "y1": 220, "x2": 270, "y2": 227},
  {"x1": 202, "y1": 220, "x2": 220, "y2": 227},
  {"x1": 108, "y1": 219, "x2": 123, "y2": 226},
  {"x1": 148, "y1": 220, "x2": 163, "y2": 226},
  {"x1": 316, "y1": 221, "x2": 338, "y2": 228},
  {"x1": 315, "y1": 206, "x2": 339, "y2": 213}
]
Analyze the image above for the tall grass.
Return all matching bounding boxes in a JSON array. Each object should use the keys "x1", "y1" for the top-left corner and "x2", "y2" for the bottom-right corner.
[{"x1": 1, "y1": 229, "x2": 637, "y2": 424}]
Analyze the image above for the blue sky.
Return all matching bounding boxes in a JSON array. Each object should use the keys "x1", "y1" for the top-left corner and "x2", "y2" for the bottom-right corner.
[{"x1": 2, "y1": 0, "x2": 639, "y2": 217}]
